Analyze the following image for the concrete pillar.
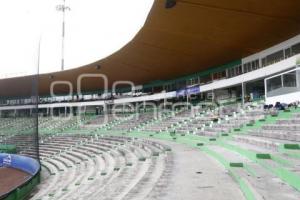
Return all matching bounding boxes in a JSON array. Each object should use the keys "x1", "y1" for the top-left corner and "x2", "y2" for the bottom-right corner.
[
  {"x1": 211, "y1": 90, "x2": 215, "y2": 103},
  {"x1": 296, "y1": 66, "x2": 300, "y2": 88},
  {"x1": 242, "y1": 82, "x2": 245, "y2": 106},
  {"x1": 186, "y1": 94, "x2": 189, "y2": 107}
]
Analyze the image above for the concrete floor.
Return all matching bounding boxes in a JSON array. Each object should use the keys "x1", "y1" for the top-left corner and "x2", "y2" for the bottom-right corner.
[
  {"x1": 29, "y1": 138, "x2": 246, "y2": 200},
  {"x1": 147, "y1": 140, "x2": 245, "y2": 200}
]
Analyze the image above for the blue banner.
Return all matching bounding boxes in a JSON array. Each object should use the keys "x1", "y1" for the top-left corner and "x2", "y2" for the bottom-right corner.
[
  {"x1": 176, "y1": 86, "x2": 200, "y2": 97},
  {"x1": 0, "y1": 153, "x2": 40, "y2": 175},
  {"x1": 176, "y1": 89, "x2": 186, "y2": 97},
  {"x1": 186, "y1": 86, "x2": 200, "y2": 95}
]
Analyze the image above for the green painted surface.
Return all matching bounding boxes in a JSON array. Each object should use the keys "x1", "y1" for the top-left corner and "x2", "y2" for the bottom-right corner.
[
  {"x1": 98, "y1": 114, "x2": 300, "y2": 198},
  {"x1": 256, "y1": 154, "x2": 271, "y2": 159},
  {"x1": 102, "y1": 130, "x2": 255, "y2": 200},
  {"x1": 0, "y1": 144, "x2": 17, "y2": 154}
]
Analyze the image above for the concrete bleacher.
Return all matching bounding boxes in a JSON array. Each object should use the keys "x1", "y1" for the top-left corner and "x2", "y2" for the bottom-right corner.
[
  {"x1": 21, "y1": 133, "x2": 173, "y2": 200},
  {"x1": 142, "y1": 109, "x2": 195, "y2": 133},
  {"x1": 139, "y1": 104, "x2": 266, "y2": 138},
  {"x1": 245, "y1": 111, "x2": 300, "y2": 143},
  {"x1": 111, "y1": 112, "x2": 158, "y2": 132},
  {"x1": 120, "y1": 104, "x2": 300, "y2": 199},
  {"x1": 1, "y1": 102, "x2": 300, "y2": 200},
  {"x1": 235, "y1": 111, "x2": 300, "y2": 148}
]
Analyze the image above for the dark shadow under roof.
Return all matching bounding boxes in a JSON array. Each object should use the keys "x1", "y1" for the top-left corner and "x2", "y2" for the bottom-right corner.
[{"x1": 1, "y1": 0, "x2": 300, "y2": 97}]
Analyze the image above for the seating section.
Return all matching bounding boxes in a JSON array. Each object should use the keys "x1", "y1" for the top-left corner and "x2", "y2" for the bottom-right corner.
[
  {"x1": 140, "y1": 105, "x2": 266, "y2": 137},
  {"x1": 111, "y1": 112, "x2": 158, "y2": 132},
  {"x1": 1, "y1": 102, "x2": 300, "y2": 200},
  {"x1": 17, "y1": 134, "x2": 173, "y2": 200},
  {"x1": 105, "y1": 104, "x2": 300, "y2": 199},
  {"x1": 234, "y1": 112, "x2": 300, "y2": 150},
  {"x1": 248, "y1": 113, "x2": 300, "y2": 142}
]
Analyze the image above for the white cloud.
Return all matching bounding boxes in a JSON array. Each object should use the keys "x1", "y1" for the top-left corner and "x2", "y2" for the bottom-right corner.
[{"x1": 0, "y1": 0, "x2": 154, "y2": 78}]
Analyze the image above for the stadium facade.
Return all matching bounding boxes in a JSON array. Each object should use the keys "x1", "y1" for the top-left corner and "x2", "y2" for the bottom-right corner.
[
  {"x1": 1, "y1": 1, "x2": 300, "y2": 200},
  {"x1": 0, "y1": 34, "x2": 300, "y2": 114}
]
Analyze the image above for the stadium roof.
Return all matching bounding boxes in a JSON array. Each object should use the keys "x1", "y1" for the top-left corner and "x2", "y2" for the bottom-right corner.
[{"x1": 1, "y1": 0, "x2": 300, "y2": 97}]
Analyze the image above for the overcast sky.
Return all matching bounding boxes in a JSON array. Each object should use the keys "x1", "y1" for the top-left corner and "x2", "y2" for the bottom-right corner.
[{"x1": 0, "y1": 0, "x2": 153, "y2": 78}]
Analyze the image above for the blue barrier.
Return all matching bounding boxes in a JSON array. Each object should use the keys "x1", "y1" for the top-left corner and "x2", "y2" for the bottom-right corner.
[{"x1": 0, "y1": 153, "x2": 40, "y2": 176}]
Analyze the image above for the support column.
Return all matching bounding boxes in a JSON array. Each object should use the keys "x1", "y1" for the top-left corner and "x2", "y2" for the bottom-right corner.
[
  {"x1": 186, "y1": 94, "x2": 189, "y2": 107},
  {"x1": 264, "y1": 78, "x2": 268, "y2": 102},
  {"x1": 211, "y1": 90, "x2": 215, "y2": 103},
  {"x1": 242, "y1": 82, "x2": 246, "y2": 106},
  {"x1": 296, "y1": 65, "x2": 300, "y2": 88}
]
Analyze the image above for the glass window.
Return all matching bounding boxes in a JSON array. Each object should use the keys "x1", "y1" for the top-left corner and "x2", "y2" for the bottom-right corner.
[
  {"x1": 230, "y1": 65, "x2": 240, "y2": 77},
  {"x1": 292, "y1": 43, "x2": 300, "y2": 55},
  {"x1": 285, "y1": 48, "x2": 292, "y2": 59},
  {"x1": 237, "y1": 65, "x2": 243, "y2": 75},
  {"x1": 266, "y1": 50, "x2": 284, "y2": 65},
  {"x1": 213, "y1": 70, "x2": 226, "y2": 80},
  {"x1": 283, "y1": 71, "x2": 297, "y2": 87},
  {"x1": 262, "y1": 58, "x2": 267, "y2": 67},
  {"x1": 252, "y1": 59, "x2": 259, "y2": 70},
  {"x1": 243, "y1": 63, "x2": 248, "y2": 73},
  {"x1": 228, "y1": 68, "x2": 235, "y2": 78},
  {"x1": 200, "y1": 75, "x2": 212, "y2": 85},
  {"x1": 267, "y1": 76, "x2": 282, "y2": 92},
  {"x1": 230, "y1": 67, "x2": 235, "y2": 77},
  {"x1": 153, "y1": 85, "x2": 163, "y2": 93},
  {"x1": 143, "y1": 87, "x2": 153, "y2": 93},
  {"x1": 187, "y1": 77, "x2": 200, "y2": 86},
  {"x1": 248, "y1": 63, "x2": 252, "y2": 72},
  {"x1": 176, "y1": 80, "x2": 186, "y2": 89}
]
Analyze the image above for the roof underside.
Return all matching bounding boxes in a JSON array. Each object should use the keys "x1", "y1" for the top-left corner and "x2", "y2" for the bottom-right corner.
[{"x1": 1, "y1": 0, "x2": 300, "y2": 97}]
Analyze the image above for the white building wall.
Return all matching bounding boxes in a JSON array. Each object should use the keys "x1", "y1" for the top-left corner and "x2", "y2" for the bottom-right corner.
[
  {"x1": 265, "y1": 91, "x2": 300, "y2": 105},
  {"x1": 200, "y1": 55, "x2": 299, "y2": 92},
  {"x1": 242, "y1": 34, "x2": 300, "y2": 64}
]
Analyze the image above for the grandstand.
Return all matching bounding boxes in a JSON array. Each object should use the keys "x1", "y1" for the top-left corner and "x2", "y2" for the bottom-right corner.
[{"x1": 1, "y1": 0, "x2": 300, "y2": 200}]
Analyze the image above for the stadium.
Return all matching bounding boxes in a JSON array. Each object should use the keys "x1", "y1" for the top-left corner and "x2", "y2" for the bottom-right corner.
[{"x1": 1, "y1": 0, "x2": 300, "y2": 199}]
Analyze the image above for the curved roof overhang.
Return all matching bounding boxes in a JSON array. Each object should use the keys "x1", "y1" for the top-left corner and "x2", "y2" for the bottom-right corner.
[{"x1": 1, "y1": 0, "x2": 300, "y2": 97}]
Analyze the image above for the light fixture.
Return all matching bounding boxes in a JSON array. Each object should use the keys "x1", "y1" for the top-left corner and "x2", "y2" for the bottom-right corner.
[
  {"x1": 165, "y1": 0, "x2": 177, "y2": 9},
  {"x1": 96, "y1": 65, "x2": 101, "y2": 70}
]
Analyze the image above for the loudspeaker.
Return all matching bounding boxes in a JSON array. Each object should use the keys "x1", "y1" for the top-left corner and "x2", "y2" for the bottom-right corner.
[
  {"x1": 165, "y1": 0, "x2": 177, "y2": 9},
  {"x1": 96, "y1": 65, "x2": 101, "y2": 70}
]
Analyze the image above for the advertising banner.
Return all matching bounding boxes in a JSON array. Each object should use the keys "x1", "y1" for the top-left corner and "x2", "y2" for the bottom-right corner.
[
  {"x1": 0, "y1": 153, "x2": 40, "y2": 175},
  {"x1": 176, "y1": 85, "x2": 200, "y2": 97}
]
